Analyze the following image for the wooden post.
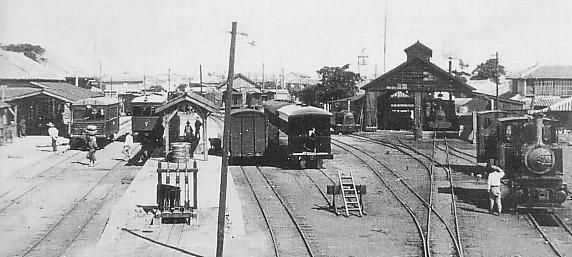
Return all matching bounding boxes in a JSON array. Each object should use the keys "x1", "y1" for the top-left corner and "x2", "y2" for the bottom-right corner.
[
  {"x1": 164, "y1": 115, "x2": 170, "y2": 161},
  {"x1": 216, "y1": 21, "x2": 237, "y2": 257},
  {"x1": 193, "y1": 160, "x2": 198, "y2": 209},
  {"x1": 414, "y1": 91, "x2": 423, "y2": 140},
  {"x1": 203, "y1": 115, "x2": 208, "y2": 161}
]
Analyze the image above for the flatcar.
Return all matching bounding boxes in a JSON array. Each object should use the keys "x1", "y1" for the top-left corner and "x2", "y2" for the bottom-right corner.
[
  {"x1": 477, "y1": 111, "x2": 568, "y2": 209},
  {"x1": 69, "y1": 96, "x2": 120, "y2": 149},
  {"x1": 131, "y1": 94, "x2": 167, "y2": 144},
  {"x1": 229, "y1": 108, "x2": 267, "y2": 164},
  {"x1": 263, "y1": 100, "x2": 333, "y2": 169},
  {"x1": 332, "y1": 110, "x2": 359, "y2": 134}
]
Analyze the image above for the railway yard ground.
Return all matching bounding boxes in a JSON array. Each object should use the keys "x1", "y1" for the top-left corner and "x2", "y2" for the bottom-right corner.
[{"x1": 1, "y1": 117, "x2": 572, "y2": 256}]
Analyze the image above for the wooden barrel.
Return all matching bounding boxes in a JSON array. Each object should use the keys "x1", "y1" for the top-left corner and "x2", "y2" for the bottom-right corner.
[{"x1": 171, "y1": 142, "x2": 191, "y2": 162}]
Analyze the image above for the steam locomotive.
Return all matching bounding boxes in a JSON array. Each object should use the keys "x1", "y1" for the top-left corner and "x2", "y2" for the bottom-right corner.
[{"x1": 477, "y1": 111, "x2": 568, "y2": 209}]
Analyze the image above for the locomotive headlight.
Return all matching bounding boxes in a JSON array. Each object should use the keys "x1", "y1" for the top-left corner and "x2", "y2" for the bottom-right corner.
[{"x1": 554, "y1": 190, "x2": 567, "y2": 203}]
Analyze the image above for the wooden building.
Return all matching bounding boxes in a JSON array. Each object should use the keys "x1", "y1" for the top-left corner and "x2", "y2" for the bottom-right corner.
[
  {"x1": 218, "y1": 73, "x2": 263, "y2": 108},
  {"x1": 361, "y1": 41, "x2": 474, "y2": 137}
]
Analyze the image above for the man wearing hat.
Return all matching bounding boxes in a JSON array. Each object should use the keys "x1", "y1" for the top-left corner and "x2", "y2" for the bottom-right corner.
[
  {"x1": 487, "y1": 163, "x2": 505, "y2": 215},
  {"x1": 47, "y1": 122, "x2": 59, "y2": 152},
  {"x1": 184, "y1": 120, "x2": 194, "y2": 143}
]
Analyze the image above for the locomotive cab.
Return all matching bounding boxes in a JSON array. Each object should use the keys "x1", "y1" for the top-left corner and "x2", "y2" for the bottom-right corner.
[{"x1": 496, "y1": 114, "x2": 567, "y2": 208}]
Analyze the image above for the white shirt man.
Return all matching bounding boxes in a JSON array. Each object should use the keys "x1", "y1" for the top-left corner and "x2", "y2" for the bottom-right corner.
[
  {"x1": 123, "y1": 132, "x2": 134, "y2": 161},
  {"x1": 487, "y1": 165, "x2": 505, "y2": 215},
  {"x1": 47, "y1": 123, "x2": 59, "y2": 152}
]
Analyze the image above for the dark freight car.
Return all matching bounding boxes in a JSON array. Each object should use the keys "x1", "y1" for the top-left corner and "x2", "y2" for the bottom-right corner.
[{"x1": 230, "y1": 108, "x2": 267, "y2": 162}]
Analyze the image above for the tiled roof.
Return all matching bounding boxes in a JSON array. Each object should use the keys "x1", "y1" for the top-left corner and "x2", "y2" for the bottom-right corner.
[
  {"x1": 32, "y1": 82, "x2": 102, "y2": 102},
  {"x1": 532, "y1": 96, "x2": 568, "y2": 107},
  {"x1": 543, "y1": 97, "x2": 572, "y2": 111},
  {"x1": 508, "y1": 65, "x2": 572, "y2": 79},
  {"x1": 0, "y1": 49, "x2": 64, "y2": 81}
]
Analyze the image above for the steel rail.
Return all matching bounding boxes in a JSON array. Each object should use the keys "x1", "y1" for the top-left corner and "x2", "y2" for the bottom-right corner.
[
  {"x1": 444, "y1": 138, "x2": 464, "y2": 257},
  {"x1": 239, "y1": 166, "x2": 280, "y2": 257},
  {"x1": 526, "y1": 214, "x2": 564, "y2": 257},
  {"x1": 331, "y1": 139, "x2": 430, "y2": 256},
  {"x1": 255, "y1": 166, "x2": 316, "y2": 257},
  {"x1": 333, "y1": 136, "x2": 463, "y2": 257}
]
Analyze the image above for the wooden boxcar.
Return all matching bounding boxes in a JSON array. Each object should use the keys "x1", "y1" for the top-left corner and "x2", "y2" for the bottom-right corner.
[
  {"x1": 264, "y1": 100, "x2": 333, "y2": 168},
  {"x1": 229, "y1": 108, "x2": 267, "y2": 163},
  {"x1": 69, "y1": 97, "x2": 120, "y2": 149}
]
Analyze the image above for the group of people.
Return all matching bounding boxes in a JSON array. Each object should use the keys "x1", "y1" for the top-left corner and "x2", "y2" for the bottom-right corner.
[{"x1": 184, "y1": 118, "x2": 203, "y2": 142}]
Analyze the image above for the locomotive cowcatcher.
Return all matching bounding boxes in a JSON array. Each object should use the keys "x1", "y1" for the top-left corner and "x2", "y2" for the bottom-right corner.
[{"x1": 477, "y1": 111, "x2": 568, "y2": 209}]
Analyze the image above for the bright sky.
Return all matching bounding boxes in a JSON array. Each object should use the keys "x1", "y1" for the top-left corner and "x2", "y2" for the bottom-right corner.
[{"x1": 1, "y1": 0, "x2": 571, "y2": 80}]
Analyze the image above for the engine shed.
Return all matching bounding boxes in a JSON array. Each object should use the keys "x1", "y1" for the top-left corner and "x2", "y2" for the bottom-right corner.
[{"x1": 361, "y1": 41, "x2": 475, "y2": 139}]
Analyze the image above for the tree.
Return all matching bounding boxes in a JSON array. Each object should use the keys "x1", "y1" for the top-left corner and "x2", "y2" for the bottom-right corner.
[
  {"x1": 451, "y1": 59, "x2": 470, "y2": 83},
  {"x1": 0, "y1": 43, "x2": 46, "y2": 62},
  {"x1": 471, "y1": 58, "x2": 505, "y2": 82},
  {"x1": 296, "y1": 64, "x2": 361, "y2": 106}
]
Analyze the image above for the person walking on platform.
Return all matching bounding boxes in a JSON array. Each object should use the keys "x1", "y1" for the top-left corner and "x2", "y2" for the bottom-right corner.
[
  {"x1": 194, "y1": 118, "x2": 202, "y2": 139},
  {"x1": 123, "y1": 131, "x2": 133, "y2": 161},
  {"x1": 18, "y1": 119, "x2": 26, "y2": 137},
  {"x1": 87, "y1": 134, "x2": 98, "y2": 167},
  {"x1": 487, "y1": 164, "x2": 505, "y2": 215},
  {"x1": 47, "y1": 122, "x2": 59, "y2": 152},
  {"x1": 184, "y1": 121, "x2": 194, "y2": 142}
]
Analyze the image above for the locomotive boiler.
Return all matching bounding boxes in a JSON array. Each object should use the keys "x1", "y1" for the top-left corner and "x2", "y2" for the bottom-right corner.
[{"x1": 477, "y1": 112, "x2": 568, "y2": 209}]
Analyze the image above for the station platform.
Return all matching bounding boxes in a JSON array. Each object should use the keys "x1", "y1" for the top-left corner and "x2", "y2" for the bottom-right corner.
[{"x1": 88, "y1": 152, "x2": 265, "y2": 257}]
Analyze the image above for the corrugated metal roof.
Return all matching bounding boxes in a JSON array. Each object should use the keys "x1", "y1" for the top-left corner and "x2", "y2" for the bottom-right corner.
[
  {"x1": 509, "y1": 65, "x2": 572, "y2": 79},
  {"x1": 0, "y1": 50, "x2": 64, "y2": 81},
  {"x1": 33, "y1": 82, "x2": 102, "y2": 102},
  {"x1": 2, "y1": 87, "x2": 42, "y2": 101}
]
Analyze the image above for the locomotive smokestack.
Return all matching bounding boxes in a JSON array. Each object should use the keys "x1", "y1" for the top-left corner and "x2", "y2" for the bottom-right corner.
[{"x1": 534, "y1": 113, "x2": 543, "y2": 146}]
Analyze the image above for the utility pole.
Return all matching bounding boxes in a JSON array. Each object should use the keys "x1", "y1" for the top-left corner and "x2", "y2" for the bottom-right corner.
[
  {"x1": 168, "y1": 68, "x2": 171, "y2": 99},
  {"x1": 216, "y1": 21, "x2": 237, "y2": 257},
  {"x1": 383, "y1": 0, "x2": 388, "y2": 73},
  {"x1": 262, "y1": 62, "x2": 265, "y2": 88},
  {"x1": 200, "y1": 65, "x2": 203, "y2": 95},
  {"x1": 495, "y1": 52, "x2": 499, "y2": 110}
]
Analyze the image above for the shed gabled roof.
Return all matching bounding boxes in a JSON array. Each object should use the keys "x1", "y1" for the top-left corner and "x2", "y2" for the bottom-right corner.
[
  {"x1": 155, "y1": 91, "x2": 218, "y2": 114},
  {"x1": 541, "y1": 97, "x2": 572, "y2": 112},
  {"x1": 31, "y1": 82, "x2": 102, "y2": 102},
  {"x1": 362, "y1": 56, "x2": 474, "y2": 93},
  {"x1": 217, "y1": 73, "x2": 260, "y2": 90}
]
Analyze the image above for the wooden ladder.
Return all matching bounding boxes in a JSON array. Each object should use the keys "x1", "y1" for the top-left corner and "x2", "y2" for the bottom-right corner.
[{"x1": 338, "y1": 171, "x2": 363, "y2": 217}]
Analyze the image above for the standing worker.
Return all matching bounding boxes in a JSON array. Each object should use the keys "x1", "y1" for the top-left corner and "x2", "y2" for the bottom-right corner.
[
  {"x1": 123, "y1": 131, "x2": 133, "y2": 161},
  {"x1": 47, "y1": 122, "x2": 59, "y2": 152},
  {"x1": 194, "y1": 117, "x2": 202, "y2": 139},
  {"x1": 487, "y1": 164, "x2": 505, "y2": 215},
  {"x1": 184, "y1": 121, "x2": 194, "y2": 142}
]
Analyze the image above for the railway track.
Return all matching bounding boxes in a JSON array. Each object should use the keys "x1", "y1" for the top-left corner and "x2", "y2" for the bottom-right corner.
[
  {"x1": 332, "y1": 136, "x2": 463, "y2": 257},
  {"x1": 239, "y1": 166, "x2": 320, "y2": 257},
  {"x1": 526, "y1": 212, "x2": 572, "y2": 257},
  {"x1": 20, "y1": 144, "x2": 143, "y2": 257}
]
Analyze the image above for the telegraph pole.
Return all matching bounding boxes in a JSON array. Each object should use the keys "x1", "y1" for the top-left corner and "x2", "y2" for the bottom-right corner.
[
  {"x1": 495, "y1": 52, "x2": 499, "y2": 110},
  {"x1": 200, "y1": 65, "x2": 203, "y2": 95},
  {"x1": 216, "y1": 21, "x2": 237, "y2": 257}
]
